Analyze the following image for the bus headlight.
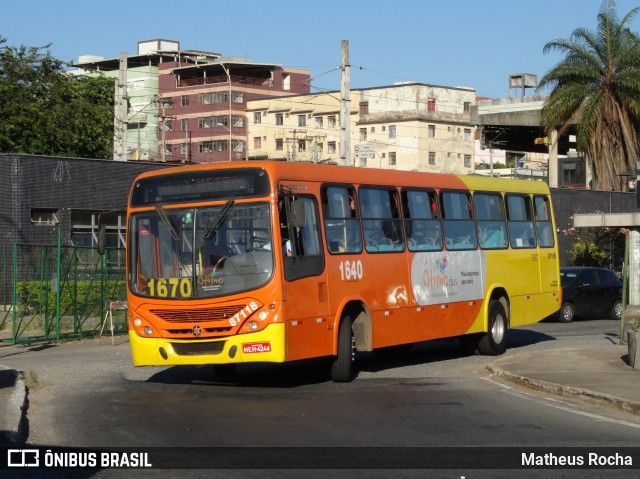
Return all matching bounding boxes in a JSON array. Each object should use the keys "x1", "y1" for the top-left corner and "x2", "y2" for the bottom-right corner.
[
  {"x1": 143, "y1": 326, "x2": 154, "y2": 336},
  {"x1": 134, "y1": 318, "x2": 143, "y2": 327},
  {"x1": 258, "y1": 311, "x2": 269, "y2": 321},
  {"x1": 248, "y1": 321, "x2": 258, "y2": 331}
]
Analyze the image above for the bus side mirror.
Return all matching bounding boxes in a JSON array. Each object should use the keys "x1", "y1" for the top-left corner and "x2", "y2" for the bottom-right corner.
[{"x1": 290, "y1": 199, "x2": 306, "y2": 228}]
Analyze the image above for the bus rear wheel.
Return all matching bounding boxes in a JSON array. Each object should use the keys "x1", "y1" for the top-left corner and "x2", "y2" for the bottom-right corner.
[
  {"x1": 331, "y1": 314, "x2": 355, "y2": 382},
  {"x1": 478, "y1": 299, "x2": 508, "y2": 355}
]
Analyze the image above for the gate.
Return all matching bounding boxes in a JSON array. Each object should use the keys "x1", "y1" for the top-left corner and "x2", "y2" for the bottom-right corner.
[{"x1": 0, "y1": 231, "x2": 127, "y2": 344}]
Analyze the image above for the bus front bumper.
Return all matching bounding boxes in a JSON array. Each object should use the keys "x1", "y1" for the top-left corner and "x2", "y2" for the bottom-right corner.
[{"x1": 129, "y1": 323, "x2": 286, "y2": 366}]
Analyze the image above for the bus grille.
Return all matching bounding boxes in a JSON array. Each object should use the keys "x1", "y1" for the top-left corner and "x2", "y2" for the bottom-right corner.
[
  {"x1": 150, "y1": 305, "x2": 245, "y2": 323},
  {"x1": 171, "y1": 341, "x2": 225, "y2": 356}
]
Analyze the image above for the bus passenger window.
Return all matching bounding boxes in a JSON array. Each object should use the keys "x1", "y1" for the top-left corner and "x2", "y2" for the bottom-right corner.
[
  {"x1": 441, "y1": 191, "x2": 477, "y2": 250},
  {"x1": 321, "y1": 186, "x2": 362, "y2": 254},
  {"x1": 534, "y1": 196, "x2": 554, "y2": 248},
  {"x1": 402, "y1": 189, "x2": 442, "y2": 251},
  {"x1": 507, "y1": 195, "x2": 536, "y2": 248},
  {"x1": 360, "y1": 187, "x2": 404, "y2": 253},
  {"x1": 475, "y1": 192, "x2": 507, "y2": 249}
]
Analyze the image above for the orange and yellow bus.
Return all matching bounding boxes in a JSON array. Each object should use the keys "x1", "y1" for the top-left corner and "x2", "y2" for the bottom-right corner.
[{"x1": 117, "y1": 161, "x2": 560, "y2": 382}]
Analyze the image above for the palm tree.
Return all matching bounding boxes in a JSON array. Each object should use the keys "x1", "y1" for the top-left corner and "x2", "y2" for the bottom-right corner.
[{"x1": 539, "y1": 0, "x2": 640, "y2": 191}]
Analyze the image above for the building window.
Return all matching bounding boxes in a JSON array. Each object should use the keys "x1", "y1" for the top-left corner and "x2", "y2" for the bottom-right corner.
[
  {"x1": 275, "y1": 113, "x2": 284, "y2": 125},
  {"x1": 429, "y1": 151, "x2": 436, "y2": 165},
  {"x1": 276, "y1": 139, "x2": 284, "y2": 150},
  {"x1": 70, "y1": 210, "x2": 125, "y2": 249},
  {"x1": 315, "y1": 116, "x2": 323, "y2": 129},
  {"x1": 254, "y1": 137, "x2": 262, "y2": 149},
  {"x1": 360, "y1": 128, "x2": 367, "y2": 141},
  {"x1": 464, "y1": 129, "x2": 471, "y2": 141},
  {"x1": 463, "y1": 101, "x2": 471, "y2": 112},
  {"x1": 464, "y1": 155, "x2": 472, "y2": 167},
  {"x1": 200, "y1": 92, "x2": 227, "y2": 104},
  {"x1": 359, "y1": 101, "x2": 369, "y2": 115},
  {"x1": 180, "y1": 143, "x2": 189, "y2": 155},
  {"x1": 232, "y1": 140, "x2": 244, "y2": 153},
  {"x1": 427, "y1": 98, "x2": 436, "y2": 111},
  {"x1": 231, "y1": 115, "x2": 244, "y2": 127},
  {"x1": 389, "y1": 125, "x2": 396, "y2": 139},
  {"x1": 231, "y1": 91, "x2": 244, "y2": 103},
  {"x1": 428, "y1": 125, "x2": 436, "y2": 138},
  {"x1": 181, "y1": 119, "x2": 189, "y2": 131},
  {"x1": 389, "y1": 152, "x2": 396, "y2": 166},
  {"x1": 181, "y1": 95, "x2": 189, "y2": 107},
  {"x1": 328, "y1": 115, "x2": 336, "y2": 128},
  {"x1": 298, "y1": 139, "x2": 306, "y2": 152},
  {"x1": 199, "y1": 141, "x2": 214, "y2": 153},
  {"x1": 370, "y1": 127, "x2": 375, "y2": 133},
  {"x1": 328, "y1": 141, "x2": 337, "y2": 154},
  {"x1": 199, "y1": 116, "x2": 227, "y2": 128},
  {"x1": 212, "y1": 140, "x2": 227, "y2": 151},
  {"x1": 254, "y1": 112, "x2": 262, "y2": 124},
  {"x1": 298, "y1": 115, "x2": 306, "y2": 127},
  {"x1": 283, "y1": 73, "x2": 291, "y2": 90},
  {"x1": 31, "y1": 208, "x2": 59, "y2": 226}
]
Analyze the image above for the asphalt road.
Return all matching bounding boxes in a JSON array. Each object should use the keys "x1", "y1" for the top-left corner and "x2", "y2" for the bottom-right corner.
[{"x1": 1, "y1": 318, "x2": 638, "y2": 478}]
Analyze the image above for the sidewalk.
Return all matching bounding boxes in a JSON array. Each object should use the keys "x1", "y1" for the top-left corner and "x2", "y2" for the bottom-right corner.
[{"x1": 1, "y1": 344, "x2": 639, "y2": 446}]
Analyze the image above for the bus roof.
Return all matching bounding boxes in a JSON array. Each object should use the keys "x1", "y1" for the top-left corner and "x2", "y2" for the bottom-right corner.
[{"x1": 131, "y1": 160, "x2": 551, "y2": 196}]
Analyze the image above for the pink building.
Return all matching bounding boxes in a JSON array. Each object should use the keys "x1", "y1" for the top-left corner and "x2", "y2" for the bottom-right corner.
[{"x1": 158, "y1": 58, "x2": 310, "y2": 163}]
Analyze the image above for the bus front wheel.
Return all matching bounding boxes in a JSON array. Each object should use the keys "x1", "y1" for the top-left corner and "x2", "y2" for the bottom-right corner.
[
  {"x1": 478, "y1": 299, "x2": 508, "y2": 355},
  {"x1": 331, "y1": 314, "x2": 355, "y2": 382}
]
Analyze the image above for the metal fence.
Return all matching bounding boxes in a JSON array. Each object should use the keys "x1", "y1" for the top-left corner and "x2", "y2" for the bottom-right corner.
[{"x1": 0, "y1": 231, "x2": 127, "y2": 344}]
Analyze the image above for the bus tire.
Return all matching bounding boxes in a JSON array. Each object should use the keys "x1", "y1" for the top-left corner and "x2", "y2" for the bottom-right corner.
[
  {"x1": 331, "y1": 314, "x2": 355, "y2": 382},
  {"x1": 478, "y1": 299, "x2": 508, "y2": 355}
]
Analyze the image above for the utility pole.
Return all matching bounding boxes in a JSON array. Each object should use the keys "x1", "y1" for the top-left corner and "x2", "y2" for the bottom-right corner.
[
  {"x1": 113, "y1": 52, "x2": 128, "y2": 161},
  {"x1": 339, "y1": 40, "x2": 351, "y2": 166}
]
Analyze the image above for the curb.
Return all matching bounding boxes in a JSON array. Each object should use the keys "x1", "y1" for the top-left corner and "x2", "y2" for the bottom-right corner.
[
  {"x1": 487, "y1": 364, "x2": 640, "y2": 417},
  {"x1": 1, "y1": 368, "x2": 27, "y2": 446}
]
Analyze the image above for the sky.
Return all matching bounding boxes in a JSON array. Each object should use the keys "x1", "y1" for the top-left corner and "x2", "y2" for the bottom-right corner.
[{"x1": 2, "y1": 0, "x2": 640, "y2": 98}]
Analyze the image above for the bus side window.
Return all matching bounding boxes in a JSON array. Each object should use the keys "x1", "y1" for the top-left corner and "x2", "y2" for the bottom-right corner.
[
  {"x1": 360, "y1": 187, "x2": 405, "y2": 253},
  {"x1": 475, "y1": 192, "x2": 507, "y2": 249},
  {"x1": 441, "y1": 191, "x2": 477, "y2": 250},
  {"x1": 534, "y1": 196, "x2": 554, "y2": 248},
  {"x1": 506, "y1": 194, "x2": 536, "y2": 248},
  {"x1": 402, "y1": 189, "x2": 442, "y2": 251},
  {"x1": 321, "y1": 185, "x2": 362, "y2": 254}
]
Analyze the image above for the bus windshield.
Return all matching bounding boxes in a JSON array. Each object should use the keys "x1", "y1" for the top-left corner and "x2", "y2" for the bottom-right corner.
[{"x1": 129, "y1": 202, "x2": 274, "y2": 299}]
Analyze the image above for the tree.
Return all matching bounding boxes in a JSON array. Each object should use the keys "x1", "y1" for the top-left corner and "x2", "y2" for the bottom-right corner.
[
  {"x1": 539, "y1": 1, "x2": 640, "y2": 191},
  {"x1": 0, "y1": 36, "x2": 114, "y2": 158}
]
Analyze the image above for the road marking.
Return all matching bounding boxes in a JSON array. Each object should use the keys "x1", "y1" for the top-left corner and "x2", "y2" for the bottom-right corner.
[{"x1": 482, "y1": 376, "x2": 640, "y2": 430}]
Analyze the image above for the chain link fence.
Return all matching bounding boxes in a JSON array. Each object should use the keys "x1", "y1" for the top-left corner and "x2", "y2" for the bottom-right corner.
[{"x1": 0, "y1": 234, "x2": 127, "y2": 344}]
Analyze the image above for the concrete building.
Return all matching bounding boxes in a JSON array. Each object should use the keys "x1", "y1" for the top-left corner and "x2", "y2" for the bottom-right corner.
[{"x1": 246, "y1": 82, "x2": 476, "y2": 173}]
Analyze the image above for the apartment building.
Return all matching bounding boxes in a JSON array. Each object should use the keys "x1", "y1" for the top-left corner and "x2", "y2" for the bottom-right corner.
[
  {"x1": 157, "y1": 58, "x2": 310, "y2": 164},
  {"x1": 73, "y1": 40, "x2": 218, "y2": 162},
  {"x1": 246, "y1": 82, "x2": 476, "y2": 173},
  {"x1": 74, "y1": 39, "x2": 310, "y2": 164}
]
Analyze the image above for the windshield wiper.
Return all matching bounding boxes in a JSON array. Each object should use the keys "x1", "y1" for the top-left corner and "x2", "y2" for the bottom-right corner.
[
  {"x1": 204, "y1": 200, "x2": 235, "y2": 240},
  {"x1": 155, "y1": 205, "x2": 180, "y2": 242}
]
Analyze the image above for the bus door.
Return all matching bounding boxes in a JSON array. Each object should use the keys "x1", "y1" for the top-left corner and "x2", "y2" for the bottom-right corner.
[
  {"x1": 278, "y1": 185, "x2": 331, "y2": 361},
  {"x1": 534, "y1": 195, "x2": 561, "y2": 318}
]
